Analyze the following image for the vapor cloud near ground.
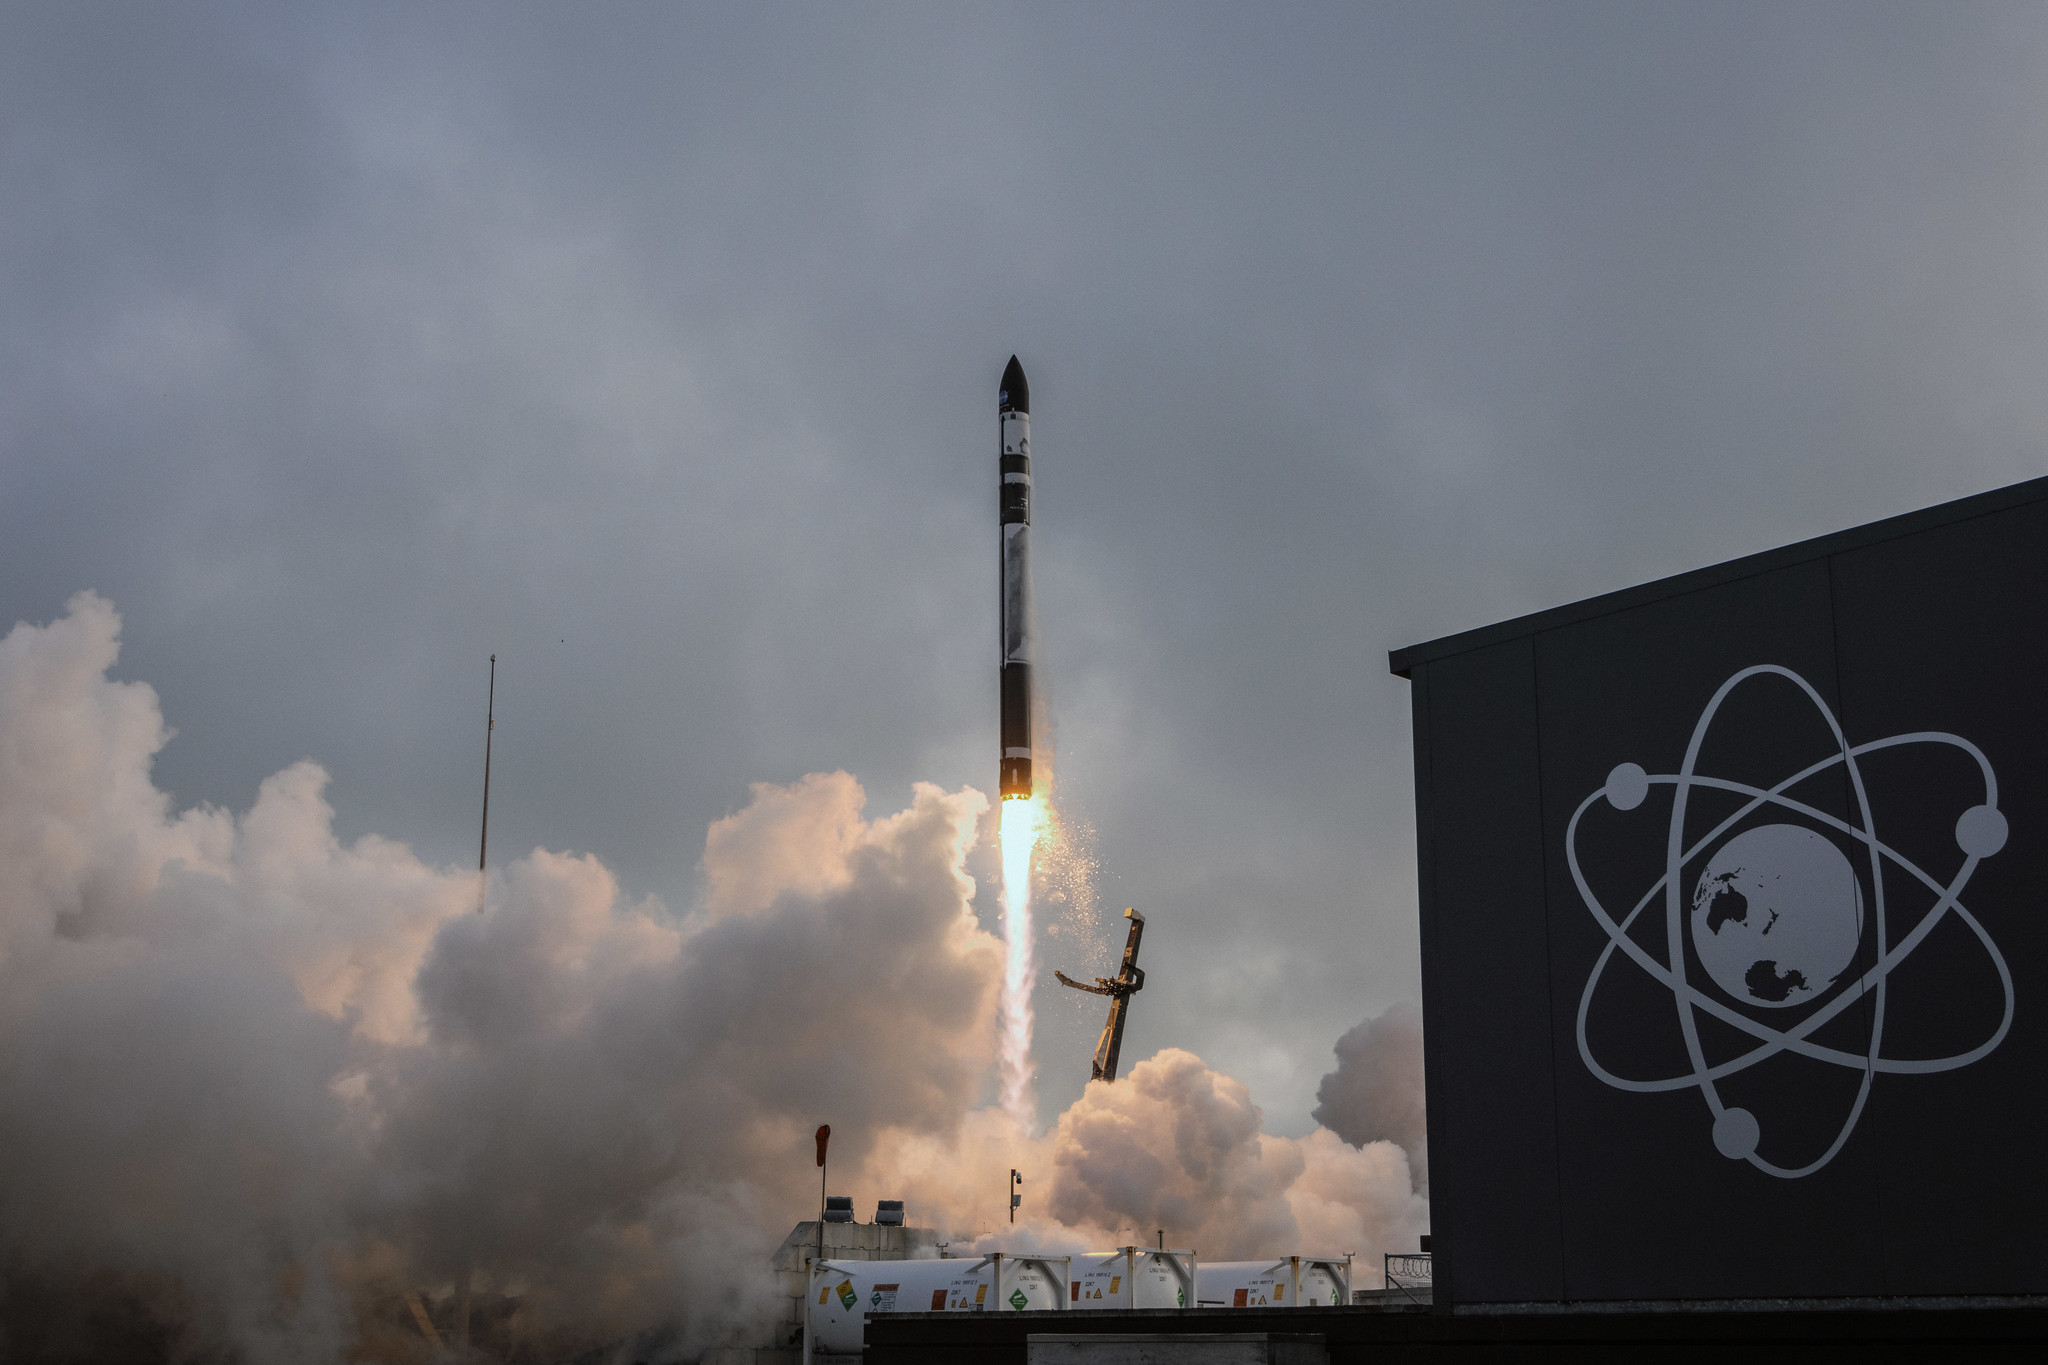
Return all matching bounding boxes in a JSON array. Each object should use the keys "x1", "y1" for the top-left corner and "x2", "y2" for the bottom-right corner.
[
  {"x1": 1313, "y1": 1001, "x2": 1429, "y2": 1191},
  {"x1": 0, "y1": 596, "x2": 1424, "y2": 1361}
]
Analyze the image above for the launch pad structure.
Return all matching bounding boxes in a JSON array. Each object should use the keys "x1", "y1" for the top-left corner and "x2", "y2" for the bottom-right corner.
[{"x1": 1055, "y1": 908, "x2": 1146, "y2": 1083}]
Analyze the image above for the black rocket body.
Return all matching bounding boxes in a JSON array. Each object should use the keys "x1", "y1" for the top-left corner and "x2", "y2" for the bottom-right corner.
[{"x1": 999, "y1": 355, "x2": 1033, "y2": 800}]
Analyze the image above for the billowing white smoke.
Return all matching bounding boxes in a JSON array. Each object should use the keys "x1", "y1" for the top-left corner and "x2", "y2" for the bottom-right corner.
[
  {"x1": 858, "y1": 1047, "x2": 1426, "y2": 1268},
  {"x1": 1047, "y1": 1048, "x2": 1427, "y2": 1258},
  {"x1": 0, "y1": 595, "x2": 1426, "y2": 1360},
  {"x1": 1312, "y1": 1000, "x2": 1429, "y2": 1192}
]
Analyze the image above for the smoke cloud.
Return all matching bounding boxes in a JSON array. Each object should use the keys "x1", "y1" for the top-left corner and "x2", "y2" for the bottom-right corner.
[
  {"x1": 0, "y1": 595, "x2": 1424, "y2": 1360},
  {"x1": 1046, "y1": 1048, "x2": 1426, "y2": 1260},
  {"x1": 1312, "y1": 1000, "x2": 1428, "y2": 1191},
  {"x1": 857, "y1": 1050, "x2": 1426, "y2": 1269}
]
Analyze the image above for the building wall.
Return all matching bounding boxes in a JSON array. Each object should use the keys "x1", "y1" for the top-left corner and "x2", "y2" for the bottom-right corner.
[{"x1": 1395, "y1": 476, "x2": 2048, "y2": 1306}]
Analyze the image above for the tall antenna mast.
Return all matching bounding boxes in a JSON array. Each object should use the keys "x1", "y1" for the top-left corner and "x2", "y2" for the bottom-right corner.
[{"x1": 477, "y1": 654, "x2": 495, "y2": 910}]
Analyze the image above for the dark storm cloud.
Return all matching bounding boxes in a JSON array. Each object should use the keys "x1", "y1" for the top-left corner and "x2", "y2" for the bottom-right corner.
[{"x1": 4, "y1": 0, "x2": 2048, "y2": 1134}]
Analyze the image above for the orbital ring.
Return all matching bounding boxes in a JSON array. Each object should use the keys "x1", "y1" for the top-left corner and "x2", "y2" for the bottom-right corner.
[{"x1": 1569, "y1": 665, "x2": 2011, "y2": 1178}]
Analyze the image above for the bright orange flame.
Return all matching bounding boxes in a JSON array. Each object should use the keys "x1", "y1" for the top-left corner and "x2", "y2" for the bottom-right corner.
[{"x1": 997, "y1": 796, "x2": 1043, "y2": 1125}]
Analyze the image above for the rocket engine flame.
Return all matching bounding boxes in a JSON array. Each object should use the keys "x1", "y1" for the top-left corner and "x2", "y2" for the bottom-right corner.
[{"x1": 998, "y1": 795, "x2": 1043, "y2": 1124}]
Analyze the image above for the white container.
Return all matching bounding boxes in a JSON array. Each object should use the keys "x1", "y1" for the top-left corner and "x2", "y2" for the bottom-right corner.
[
  {"x1": 1068, "y1": 1249, "x2": 1197, "y2": 1309},
  {"x1": 808, "y1": 1253, "x2": 1068, "y2": 1354},
  {"x1": 1194, "y1": 1256, "x2": 1352, "y2": 1309},
  {"x1": 1194, "y1": 1259, "x2": 1289, "y2": 1308},
  {"x1": 1293, "y1": 1257, "x2": 1351, "y2": 1308}
]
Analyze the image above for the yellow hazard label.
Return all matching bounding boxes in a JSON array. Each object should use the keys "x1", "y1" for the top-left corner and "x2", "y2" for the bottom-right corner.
[
  {"x1": 1275, "y1": 1285, "x2": 1285, "y2": 1300},
  {"x1": 1109, "y1": 1275, "x2": 1120, "y2": 1293},
  {"x1": 975, "y1": 1284, "x2": 987, "y2": 1304},
  {"x1": 836, "y1": 1280, "x2": 856, "y2": 1310},
  {"x1": 817, "y1": 1287, "x2": 829, "y2": 1305}
]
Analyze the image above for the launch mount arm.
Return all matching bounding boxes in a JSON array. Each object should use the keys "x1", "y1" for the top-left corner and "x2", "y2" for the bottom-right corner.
[{"x1": 1055, "y1": 908, "x2": 1147, "y2": 1083}]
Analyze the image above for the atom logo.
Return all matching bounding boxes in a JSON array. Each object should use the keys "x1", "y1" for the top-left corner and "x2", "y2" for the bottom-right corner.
[{"x1": 1568, "y1": 665, "x2": 2013, "y2": 1179}]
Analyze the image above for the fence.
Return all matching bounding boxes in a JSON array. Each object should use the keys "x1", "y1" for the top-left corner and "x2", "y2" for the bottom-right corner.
[{"x1": 1383, "y1": 1252, "x2": 1433, "y2": 1292}]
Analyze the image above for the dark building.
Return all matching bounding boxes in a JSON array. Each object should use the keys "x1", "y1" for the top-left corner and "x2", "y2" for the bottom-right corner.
[
  {"x1": 1390, "y1": 473, "x2": 2048, "y2": 1309},
  {"x1": 866, "y1": 477, "x2": 2048, "y2": 1362}
]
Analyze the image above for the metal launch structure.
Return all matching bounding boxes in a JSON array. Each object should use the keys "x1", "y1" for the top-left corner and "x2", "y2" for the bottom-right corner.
[{"x1": 1055, "y1": 907, "x2": 1147, "y2": 1082}]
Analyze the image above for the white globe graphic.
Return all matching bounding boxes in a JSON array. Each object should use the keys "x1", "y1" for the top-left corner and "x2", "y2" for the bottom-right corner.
[
  {"x1": 1689, "y1": 823, "x2": 1863, "y2": 1008},
  {"x1": 1572, "y1": 664, "x2": 2013, "y2": 1177}
]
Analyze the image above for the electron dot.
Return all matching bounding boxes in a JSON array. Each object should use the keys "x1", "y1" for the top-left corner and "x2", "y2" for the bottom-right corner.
[
  {"x1": 1956, "y1": 805, "x2": 2008, "y2": 859},
  {"x1": 1606, "y1": 762, "x2": 1649, "y2": 811},
  {"x1": 1712, "y1": 1106, "x2": 1760, "y2": 1160}
]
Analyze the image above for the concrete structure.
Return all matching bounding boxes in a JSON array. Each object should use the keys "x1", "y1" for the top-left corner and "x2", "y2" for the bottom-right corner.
[
  {"x1": 864, "y1": 1302, "x2": 2048, "y2": 1362},
  {"x1": 1028, "y1": 1332, "x2": 1326, "y2": 1364}
]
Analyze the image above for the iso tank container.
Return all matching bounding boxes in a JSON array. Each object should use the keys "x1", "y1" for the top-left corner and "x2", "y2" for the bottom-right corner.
[
  {"x1": 1194, "y1": 1257, "x2": 1352, "y2": 1309},
  {"x1": 1293, "y1": 1256, "x2": 1351, "y2": 1307},
  {"x1": 1068, "y1": 1249, "x2": 1196, "y2": 1309},
  {"x1": 808, "y1": 1254, "x2": 1068, "y2": 1354}
]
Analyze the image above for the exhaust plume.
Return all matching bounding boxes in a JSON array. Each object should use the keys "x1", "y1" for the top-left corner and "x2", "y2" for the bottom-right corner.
[
  {"x1": 996, "y1": 797, "x2": 1042, "y2": 1127},
  {"x1": 0, "y1": 594, "x2": 1426, "y2": 1357}
]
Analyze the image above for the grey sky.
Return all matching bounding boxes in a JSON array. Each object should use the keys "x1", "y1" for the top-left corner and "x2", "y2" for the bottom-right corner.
[{"x1": 4, "y1": 1, "x2": 2046, "y2": 1130}]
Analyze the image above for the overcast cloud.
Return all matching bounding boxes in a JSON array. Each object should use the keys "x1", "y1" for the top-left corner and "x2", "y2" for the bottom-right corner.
[{"x1": 5, "y1": 1, "x2": 2048, "y2": 1135}]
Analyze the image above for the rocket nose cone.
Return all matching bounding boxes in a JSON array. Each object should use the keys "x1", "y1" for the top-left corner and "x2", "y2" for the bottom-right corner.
[{"x1": 999, "y1": 355, "x2": 1029, "y2": 414}]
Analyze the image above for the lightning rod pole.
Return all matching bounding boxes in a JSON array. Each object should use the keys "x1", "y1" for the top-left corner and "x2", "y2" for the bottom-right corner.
[{"x1": 477, "y1": 654, "x2": 495, "y2": 911}]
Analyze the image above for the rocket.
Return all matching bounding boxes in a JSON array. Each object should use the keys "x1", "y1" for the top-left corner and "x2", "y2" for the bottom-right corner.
[{"x1": 998, "y1": 355, "x2": 1034, "y2": 800}]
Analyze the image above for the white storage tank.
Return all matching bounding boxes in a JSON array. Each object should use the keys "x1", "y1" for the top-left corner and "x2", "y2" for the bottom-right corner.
[
  {"x1": 1195, "y1": 1259, "x2": 1289, "y2": 1308},
  {"x1": 1194, "y1": 1256, "x2": 1352, "y2": 1309},
  {"x1": 808, "y1": 1253, "x2": 1068, "y2": 1354},
  {"x1": 1068, "y1": 1248, "x2": 1196, "y2": 1309},
  {"x1": 1293, "y1": 1257, "x2": 1351, "y2": 1308}
]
